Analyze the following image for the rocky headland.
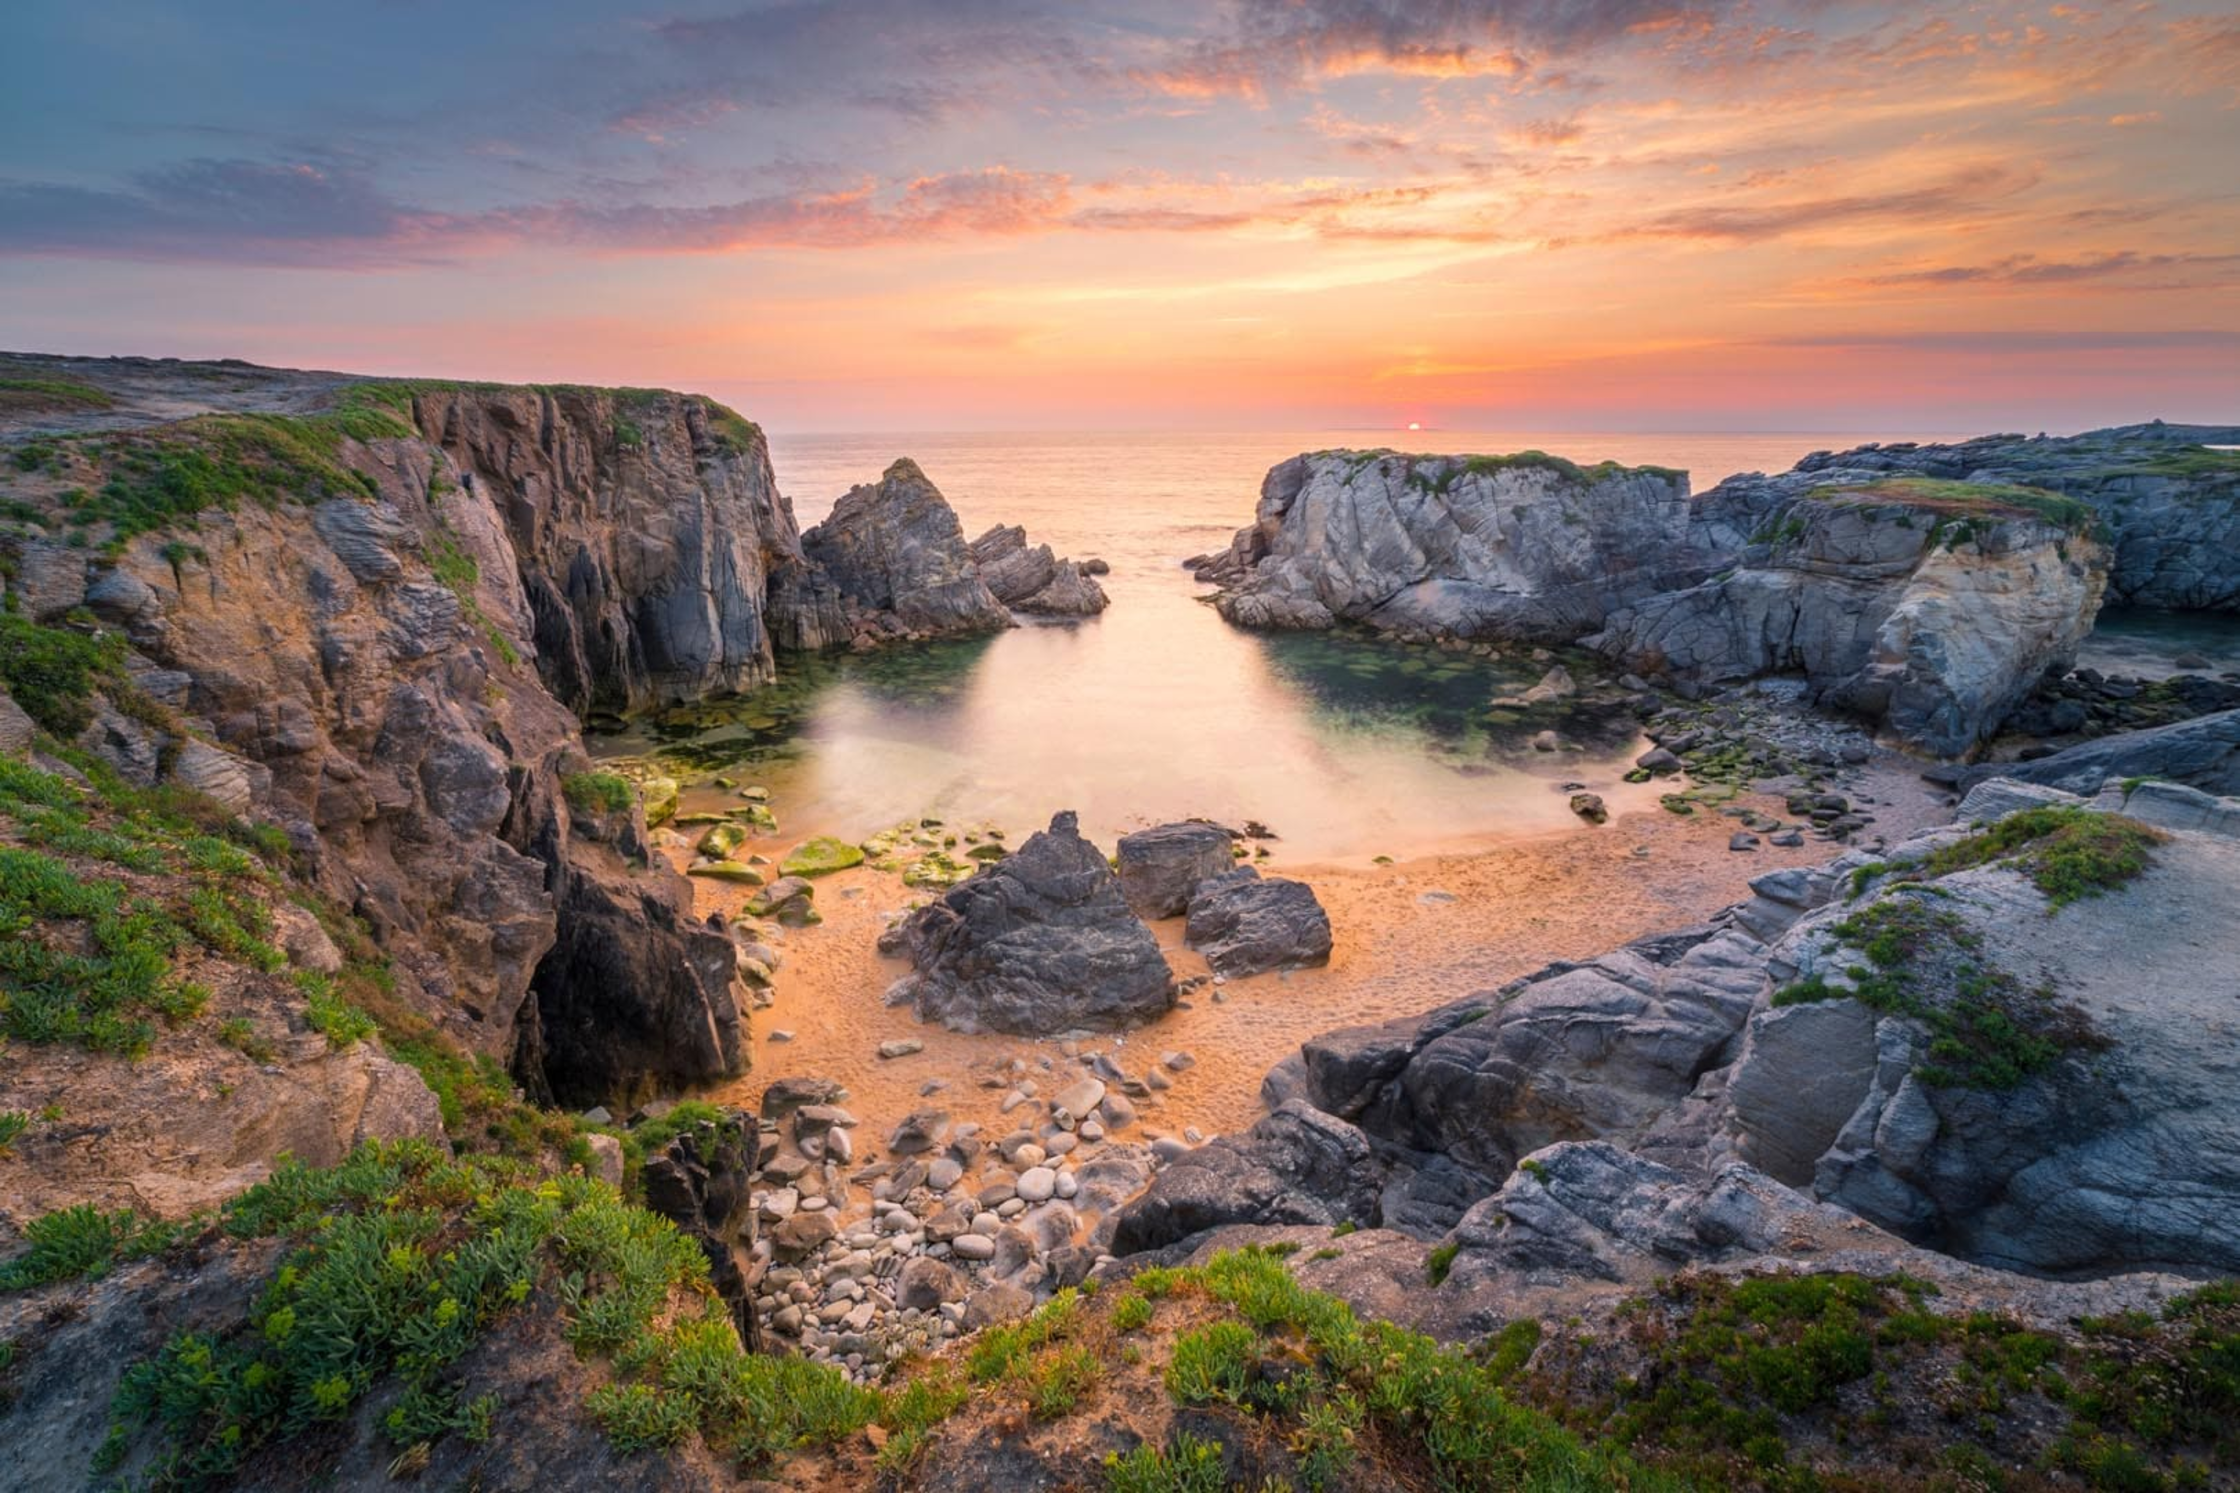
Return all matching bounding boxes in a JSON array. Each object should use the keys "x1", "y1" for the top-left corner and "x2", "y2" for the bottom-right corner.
[
  {"x1": 1204, "y1": 426, "x2": 2240, "y2": 758},
  {"x1": 4, "y1": 359, "x2": 2236, "y2": 1493}
]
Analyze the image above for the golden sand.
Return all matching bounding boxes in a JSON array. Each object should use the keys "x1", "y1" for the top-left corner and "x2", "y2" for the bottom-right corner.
[{"x1": 675, "y1": 764, "x2": 1948, "y2": 1152}]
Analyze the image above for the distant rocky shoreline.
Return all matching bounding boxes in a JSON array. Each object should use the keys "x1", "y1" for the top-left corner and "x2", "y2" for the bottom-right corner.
[{"x1": 1197, "y1": 424, "x2": 2240, "y2": 758}]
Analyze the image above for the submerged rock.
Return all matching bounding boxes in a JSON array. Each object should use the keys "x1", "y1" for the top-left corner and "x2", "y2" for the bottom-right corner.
[
  {"x1": 885, "y1": 810, "x2": 1173, "y2": 1035},
  {"x1": 779, "y1": 836, "x2": 867, "y2": 877}
]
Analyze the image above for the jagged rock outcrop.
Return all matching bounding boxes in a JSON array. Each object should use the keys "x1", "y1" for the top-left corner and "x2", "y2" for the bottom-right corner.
[
  {"x1": 1300, "y1": 920, "x2": 1766, "y2": 1180},
  {"x1": 884, "y1": 810, "x2": 1174, "y2": 1035},
  {"x1": 397, "y1": 384, "x2": 809, "y2": 717},
  {"x1": 0, "y1": 360, "x2": 752, "y2": 1111},
  {"x1": 1969, "y1": 706, "x2": 2240, "y2": 798},
  {"x1": 1205, "y1": 450, "x2": 1708, "y2": 637},
  {"x1": 1108, "y1": 1099, "x2": 1384, "y2": 1255},
  {"x1": 1207, "y1": 428, "x2": 2237, "y2": 756},
  {"x1": 638, "y1": 1112, "x2": 761, "y2": 1351},
  {"x1": 799, "y1": 459, "x2": 1012, "y2": 642},
  {"x1": 1588, "y1": 478, "x2": 2110, "y2": 757},
  {"x1": 1724, "y1": 787, "x2": 2240, "y2": 1275},
  {"x1": 1131, "y1": 773, "x2": 2240, "y2": 1283},
  {"x1": 1781, "y1": 422, "x2": 2240, "y2": 611},
  {"x1": 968, "y1": 524, "x2": 1109, "y2": 616},
  {"x1": 1114, "y1": 820, "x2": 1236, "y2": 919},
  {"x1": 1182, "y1": 866, "x2": 1333, "y2": 976}
]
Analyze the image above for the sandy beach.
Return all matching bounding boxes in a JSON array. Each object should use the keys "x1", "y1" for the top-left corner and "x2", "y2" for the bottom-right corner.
[{"x1": 675, "y1": 758, "x2": 1950, "y2": 1153}]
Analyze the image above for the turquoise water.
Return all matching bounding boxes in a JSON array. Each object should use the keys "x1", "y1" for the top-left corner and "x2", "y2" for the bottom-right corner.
[{"x1": 594, "y1": 429, "x2": 1938, "y2": 859}]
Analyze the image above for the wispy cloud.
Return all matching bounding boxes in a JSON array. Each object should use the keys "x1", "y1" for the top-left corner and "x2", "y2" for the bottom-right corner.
[
  {"x1": 1131, "y1": 0, "x2": 1712, "y2": 97},
  {"x1": 1856, "y1": 251, "x2": 2240, "y2": 288}
]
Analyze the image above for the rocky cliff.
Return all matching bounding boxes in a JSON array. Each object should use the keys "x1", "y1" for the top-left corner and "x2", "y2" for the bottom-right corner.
[
  {"x1": 1588, "y1": 477, "x2": 2110, "y2": 757},
  {"x1": 1204, "y1": 448, "x2": 1707, "y2": 636},
  {"x1": 0, "y1": 358, "x2": 758, "y2": 1112},
  {"x1": 1204, "y1": 429, "x2": 2238, "y2": 756},
  {"x1": 1784, "y1": 422, "x2": 2240, "y2": 611},
  {"x1": 397, "y1": 383, "x2": 810, "y2": 719}
]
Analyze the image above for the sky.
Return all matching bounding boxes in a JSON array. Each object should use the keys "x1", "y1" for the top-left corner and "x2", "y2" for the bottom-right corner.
[{"x1": 1, "y1": 1, "x2": 2236, "y2": 433}]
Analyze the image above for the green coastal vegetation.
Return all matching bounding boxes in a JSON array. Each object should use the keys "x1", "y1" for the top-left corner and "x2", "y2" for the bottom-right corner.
[
  {"x1": 1317, "y1": 446, "x2": 1686, "y2": 494},
  {"x1": 1807, "y1": 476, "x2": 2099, "y2": 538},
  {"x1": 0, "y1": 375, "x2": 116, "y2": 413},
  {"x1": 0, "y1": 377, "x2": 766, "y2": 558}
]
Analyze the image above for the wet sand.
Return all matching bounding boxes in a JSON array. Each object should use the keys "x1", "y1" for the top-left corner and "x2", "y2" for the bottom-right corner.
[{"x1": 676, "y1": 758, "x2": 1951, "y2": 1152}]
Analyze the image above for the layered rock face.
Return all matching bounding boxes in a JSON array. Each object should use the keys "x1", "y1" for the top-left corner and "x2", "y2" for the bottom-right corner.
[
  {"x1": 1782, "y1": 422, "x2": 2240, "y2": 611},
  {"x1": 1208, "y1": 428, "x2": 2234, "y2": 755},
  {"x1": 0, "y1": 362, "x2": 752, "y2": 1109},
  {"x1": 884, "y1": 811, "x2": 1174, "y2": 1035},
  {"x1": 968, "y1": 524, "x2": 1109, "y2": 616},
  {"x1": 800, "y1": 459, "x2": 1013, "y2": 641},
  {"x1": 1973, "y1": 707, "x2": 2240, "y2": 798},
  {"x1": 1589, "y1": 482, "x2": 2110, "y2": 757},
  {"x1": 1206, "y1": 450, "x2": 1705, "y2": 637},
  {"x1": 399, "y1": 385, "x2": 809, "y2": 718},
  {"x1": 1117, "y1": 776, "x2": 2240, "y2": 1283}
]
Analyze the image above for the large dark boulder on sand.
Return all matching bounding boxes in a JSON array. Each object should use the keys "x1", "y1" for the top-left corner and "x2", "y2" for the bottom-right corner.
[
  {"x1": 886, "y1": 811, "x2": 1173, "y2": 1034},
  {"x1": 1115, "y1": 820, "x2": 1235, "y2": 919},
  {"x1": 1183, "y1": 866, "x2": 1334, "y2": 976}
]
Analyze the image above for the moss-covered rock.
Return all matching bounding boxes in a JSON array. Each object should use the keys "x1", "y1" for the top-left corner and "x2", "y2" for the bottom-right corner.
[
  {"x1": 778, "y1": 836, "x2": 866, "y2": 878},
  {"x1": 696, "y1": 823, "x2": 747, "y2": 859},
  {"x1": 685, "y1": 860, "x2": 765, "y2": 885}
]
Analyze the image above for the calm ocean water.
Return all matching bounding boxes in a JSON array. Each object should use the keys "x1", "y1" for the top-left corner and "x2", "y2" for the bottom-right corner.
[{"x1": 601, "y1": 430, "x2": 1942, "y2": 859}]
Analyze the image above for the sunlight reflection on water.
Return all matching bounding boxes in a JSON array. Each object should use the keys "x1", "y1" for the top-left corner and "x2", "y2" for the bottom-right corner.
[{"x1": 592, "y1": 429, "x2": 1938, "y2": 858}]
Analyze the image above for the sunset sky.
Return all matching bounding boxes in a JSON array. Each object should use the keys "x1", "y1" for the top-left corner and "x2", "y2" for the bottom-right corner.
[{"x1": 2, "y1": 1, "x2": 2235, "y2": 432}]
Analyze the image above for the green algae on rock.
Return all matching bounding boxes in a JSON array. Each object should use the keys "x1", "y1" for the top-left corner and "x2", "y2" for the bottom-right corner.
[{"x1": 779, "y1": 836, "x2": 867, "y2": 877}]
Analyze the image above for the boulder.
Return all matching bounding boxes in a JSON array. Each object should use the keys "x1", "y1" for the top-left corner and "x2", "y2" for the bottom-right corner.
[
  {"x1": 759, "y1": 1076, "x2": 848, "y2": 1120},
  {"x1": 1182, "y1": 867, "x2": 1333, "y2": 976},
  {"x1": 969, "y1": 523, "x2": 1110, "y2": 616},
  {"x1": 1115, "y1": 821, "x2": 1236, "y2": 919},
  {"x1": 1108, "y1": 1100, "x2": 1385, "y2": 1255},
  {"x1": 885, "y1": 810, "x2": 1174, "y2": 1034},
  {"x1": 746, "y1": 875, "x2": 817, "y2": 926},
  {"x1": 887, "y1": 1109, "x2": 951, "y2": 1155},
  {"x1": 961, "y1": 1282, "x2": 1034, "y2": 1329},
  {"x1": 897, "y1": 1256, "x2": 967, "y2": 1312}
]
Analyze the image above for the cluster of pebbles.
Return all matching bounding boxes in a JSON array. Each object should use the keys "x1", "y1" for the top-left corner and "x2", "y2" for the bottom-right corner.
[{"x1": 744, "y1": 1044, "x2": 1205, "y2": 1377}]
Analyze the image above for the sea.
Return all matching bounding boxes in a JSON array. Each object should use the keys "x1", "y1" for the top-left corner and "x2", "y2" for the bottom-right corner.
[{"x1": 594, "y1": 430, "x2": 1948, "y2": 860}]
